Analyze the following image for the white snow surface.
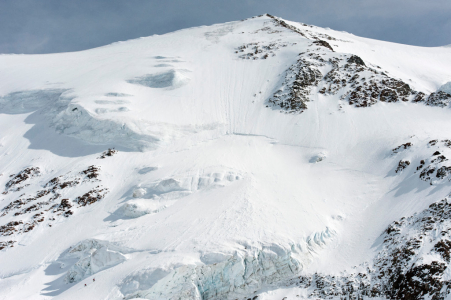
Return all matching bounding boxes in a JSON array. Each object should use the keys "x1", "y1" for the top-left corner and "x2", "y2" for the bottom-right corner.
[
  {"x1": 439, "y1": 81, "x2": 451, "y2": 94},
  {"x1": 0, "y1": 15, "x2": 451, "y2": 300}
]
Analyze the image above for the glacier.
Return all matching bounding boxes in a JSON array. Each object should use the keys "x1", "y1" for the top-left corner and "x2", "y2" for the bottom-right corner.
[{"x1": 0, "y1": 14, "x2": 451, "y2": 300}]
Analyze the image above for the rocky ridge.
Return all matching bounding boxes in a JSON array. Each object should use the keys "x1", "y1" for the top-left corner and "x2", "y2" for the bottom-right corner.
[
  {"x1": 236, "y1": 15, "x2": 451, "y2": 113},
  {"x1": 285, "y1": 197, "x2": 451, "y2": 300},
  {"x1": 0, "y1": 155, "x2": 112, "y2": 251}
]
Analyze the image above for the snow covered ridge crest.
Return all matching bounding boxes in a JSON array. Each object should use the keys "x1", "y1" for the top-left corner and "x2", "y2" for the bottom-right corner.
[
  {"x1": 267, "y1": 48, "x2": 451, "y2": 113},
  {"x1": 0, "y1": 14, "x2": 449, "y2": 151},
  {"x1": 257, "y1": 16, "x2": 450, "y2": 112}
]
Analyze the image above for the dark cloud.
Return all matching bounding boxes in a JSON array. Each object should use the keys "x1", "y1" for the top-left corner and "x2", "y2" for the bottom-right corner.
[{"x1": 1, "y1": 0, "x2": 450, "y2": 54}]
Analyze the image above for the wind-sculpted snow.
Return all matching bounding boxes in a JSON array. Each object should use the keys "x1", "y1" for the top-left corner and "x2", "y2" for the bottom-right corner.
[
  {"x1": 120, "y1": 267, "x2": 172, "y2": 297},
  {"x1": 0, "y1": 89, "x2": 161, "y2": 151},
  {"x1": 0, "y1": 89, "x2": 75, "y2": 127},
  {"x1": 0, "y1": 89, "x2": 69, "y2": 114},
  {"x1": 127, "y1": 69, "x2": 191, "y2": 89},
  {"x1": 52, "y1": 103, "x2": 160, "y2": 151},
  {"x1": 117, "y1": 200, "x2": 167, "y2": 218},
  {"x1": 0, "y1": 87, "x2": 211, "y2": 152},
  {"x1": 104, "y1": 92, "x2": 133, "y2": 97},
  {"x1": 115, "y1": 169, "x2": 243, "y2": 219}
]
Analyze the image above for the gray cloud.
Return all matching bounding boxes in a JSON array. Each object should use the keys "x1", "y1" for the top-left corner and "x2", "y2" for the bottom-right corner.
[{"x1": 1, "y1": 0, "x2": 450, "y2": 54}]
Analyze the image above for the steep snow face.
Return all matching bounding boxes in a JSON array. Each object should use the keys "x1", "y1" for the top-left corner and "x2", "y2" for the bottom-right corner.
[{"x1": 1, "y1": 14, "x2": 451, "y2": 300}]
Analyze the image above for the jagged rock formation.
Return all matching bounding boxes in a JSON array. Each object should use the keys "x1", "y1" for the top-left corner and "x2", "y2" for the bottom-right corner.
[
  {"x1": 424, "y1": 91, "x2": 451, "y2": 107},
  {"x1": 267, "y1": 48, "x2": 419, "y2": 112},
  {"x1": 285, "y1": 198, "x2": 451, "y2": 300},
  {"x1": 396, "y1": 160, "x2": 411, "y2": 173},
  {"x1": 392, "y1": 142, "x2": 413, "y2": 153},
  {"x1": 0, "y1": 162, "x2": 108, "y2": 246},
  {"x1": 236, "y1": 41, "x2": 297, "y2": 60},
  {"x1": 268, "y1": 55, "x2": 322, "y2": 112},
  {"x1": 97, "y1": 148, "x2": 118, "y2": 159},
  {"x1": 242, "y1": 14, "x2": 449, "y2": 114}
]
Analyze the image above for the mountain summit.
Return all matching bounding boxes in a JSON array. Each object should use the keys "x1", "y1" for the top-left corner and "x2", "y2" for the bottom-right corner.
[{"x1": 1, "y1": 14, "x2": 451, "y2": 300}]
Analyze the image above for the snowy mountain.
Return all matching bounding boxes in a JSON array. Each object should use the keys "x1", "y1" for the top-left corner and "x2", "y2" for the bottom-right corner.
[{"x1": 1, "y1": 14, "x2": 451, "y2": 300}]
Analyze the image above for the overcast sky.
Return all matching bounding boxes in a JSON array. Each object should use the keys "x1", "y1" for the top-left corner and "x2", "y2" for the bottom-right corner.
[{"x1": 1, "y1": 0, "x2": 450, "y2": 54}]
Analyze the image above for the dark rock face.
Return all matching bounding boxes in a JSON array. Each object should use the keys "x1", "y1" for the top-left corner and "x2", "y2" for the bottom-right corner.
[
  {"x1": 235, "y1": 41, "x2": 296, "y2": 60},
  {"x1": 265, "y1": 43, "x2": 451, "y2": 111},
  {"x1": 0, "y1": 221, "x2": 23, "y2": 236},
  {"x1": 0, "y1": 164, "x2": 108, "y2": 249},
  {"x1": 412, "y1": 92, "x2": 426, "y2": 103},
  {"x1": 0, "y1": 240, "x2": 15, "y2": 250},
  {"x1": 75, "y1": 188, "x2": 108, "y2": 207},
  {"x1": 268, "y1": 46, "x2": 416, "y2": 111},
  {"x1": 347, "y1": 55, "x2": 366, "y2": 66},
  {"x1": 266, "y1": 14, "x2": 339, "y2": 41},
  {"x1": 313, "y1": 40, "x2": 334, "y2": 51},
  {"x1": 4, "y1": 167, "x2": 41, "y2": 194},
  {"x1": 268, "y1": 56, "x2": 322, "y2": 112},
  {"x1": 415, "y1": 143, "x2": 451, "y2": 183},
  {"x1": 396, "y1": 160, "x2": 411, "y2": 173},
  {"x1": 325, "y1": 62, "x2": 414, "y2": 107},
  {"x1": 392, "y1": 143, "x2": 413, "y2": 153},
  {"x1": 236, "y1": 16, "x2": 451, "y2": 113},
  {"x1": 389, "y1": 139, "x2": 451, "y2": 184},
  {"x1": 277, "y1": 139, "x2": 451, "y2": 299},
  {"x1": 436, "y1": 166, "x2": 451, "y2": 180},
  {"x1": 287, "y1": 198, "x2": 451, "y2": 300},
  {"x1": 425, "y1": 91, "x2": 451, "y2": 107},
  {"x1": 98, "y1": 148, "x2": 117, "y2": 159},
  {"x1": 80, "y1": 166, "x2": 100, "y2": 181},
  {"x1": 380, "y1": 88, "x2": 398, "y2": 102},
  {"x1": 375, "y1": 199, "x2": 451, "y2": 300},
  {"x1": 239, "y1": 16, "x2": 450, "y2": 113}
]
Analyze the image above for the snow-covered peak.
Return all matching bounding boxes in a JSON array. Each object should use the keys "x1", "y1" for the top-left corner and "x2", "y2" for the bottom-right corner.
[{"x1": 1, "y1": 15, "x2": 451, "y2": 300}]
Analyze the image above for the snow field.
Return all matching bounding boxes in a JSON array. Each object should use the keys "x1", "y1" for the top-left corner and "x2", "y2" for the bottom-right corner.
[{"x1": 0, "y1": 15, "x2": 451, "y2": 300}]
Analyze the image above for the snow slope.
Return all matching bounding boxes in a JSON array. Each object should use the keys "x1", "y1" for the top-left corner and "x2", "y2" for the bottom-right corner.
[{"x1": 0, "y1": 14, "x2": 451, "y2": 300}]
